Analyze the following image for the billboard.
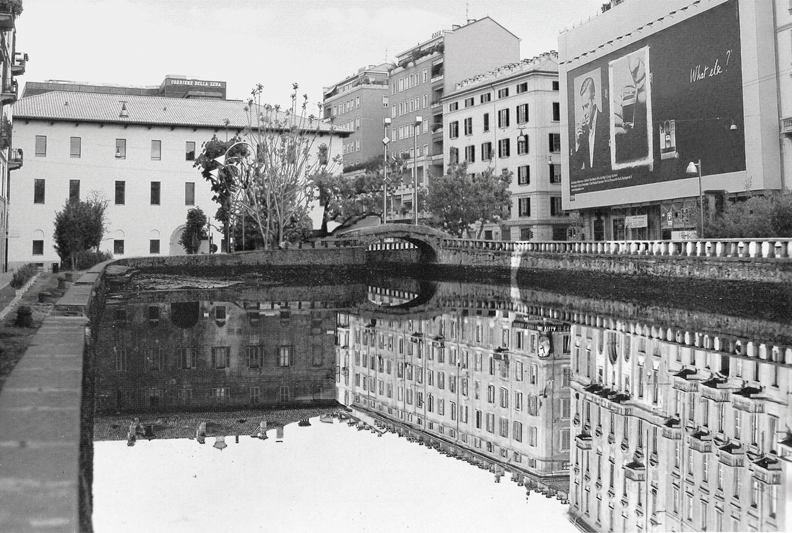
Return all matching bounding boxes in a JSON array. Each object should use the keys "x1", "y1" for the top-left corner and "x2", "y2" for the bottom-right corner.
[{"x1": 567, "y1": 0, "x2": 745, "y2": 196}]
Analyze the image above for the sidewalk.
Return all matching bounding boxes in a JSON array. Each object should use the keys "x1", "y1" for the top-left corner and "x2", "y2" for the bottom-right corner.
[{"x1": 0, "y1": 271, "x2": 93, "y2": 533}]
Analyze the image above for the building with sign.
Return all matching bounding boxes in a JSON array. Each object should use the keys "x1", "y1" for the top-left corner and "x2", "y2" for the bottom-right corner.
[
  {"x1": 23, "y1": 75, "x2": 227, "y2": 100},
  {"x1": 558, "y1": 0, "x2": 786, "y2": 240},
  {"x1": 10, "y1": 78, "x2": 346, "y2": 270},
  {"x1": 322, "y1": 64, "x2": 392, "y2": 170},
  {"x1": 442, "y1": 52, "x2": 568, "y2": 241}
]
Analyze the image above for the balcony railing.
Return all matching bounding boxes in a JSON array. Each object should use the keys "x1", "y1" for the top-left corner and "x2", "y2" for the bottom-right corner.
[
  {"x1": 0, "y1": 79, "x2": 17, "y2": 106},
  {"x1": 10, "y1": 52, "x2": 27, "y2": 77},
  {"x1": 717, "y1": 442, "x2": 745, "y2": 467},
  {"x1": 781, "y1": 117, "x2": 792, "y2": 135},
  {"x1": 8, "y1": 147, "x2": 22, "y2": 171}
]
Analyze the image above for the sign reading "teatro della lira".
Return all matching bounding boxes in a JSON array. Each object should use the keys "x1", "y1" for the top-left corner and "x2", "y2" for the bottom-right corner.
[{"x1": 625, "y1": 215, "x2": 648, "y2": 229}]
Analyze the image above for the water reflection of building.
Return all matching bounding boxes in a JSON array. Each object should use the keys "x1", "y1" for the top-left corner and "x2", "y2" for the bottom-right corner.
[
  {"x1": 568, "y1": 320, "x2": 791, "y2": 532},
  {"x1": 336, "y1": 306, "x2": 572, "y2": 484},
  {"x1": 95, "y1": 295, "x2": 340, "y2": 413}
]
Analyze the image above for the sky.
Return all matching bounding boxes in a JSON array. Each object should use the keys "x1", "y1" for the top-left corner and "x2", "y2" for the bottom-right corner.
[
  {"x1": 15, "y1": 0, "x2": 605, "y2": 108},
  {"x1": 93, "y1": 416, "x2": 576, "y2": 533}
]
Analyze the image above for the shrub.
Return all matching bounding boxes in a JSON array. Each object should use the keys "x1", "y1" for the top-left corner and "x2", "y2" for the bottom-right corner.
[
  {"x1": 71, "y1": 250, "x2": 113, "y2": 271},
  {"x1": 10, "y1": 263, "x2": 38, "y2": 289},
  {"x1": 706, "y1": 189, "x2": 792, "y2": 238}
]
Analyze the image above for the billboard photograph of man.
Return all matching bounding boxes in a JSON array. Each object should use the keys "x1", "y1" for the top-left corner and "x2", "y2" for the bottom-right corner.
[
  {"x1": 610, "y1": 47, "x2": 653, "y2": 170},
  {"x1": 572, "y1": 69, "x2": 610, "y2": 173}
]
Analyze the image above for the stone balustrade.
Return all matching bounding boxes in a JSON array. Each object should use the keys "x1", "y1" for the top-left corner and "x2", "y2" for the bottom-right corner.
[{"x1": 438, "y1": 237, "x2": 792, "y2": 260}]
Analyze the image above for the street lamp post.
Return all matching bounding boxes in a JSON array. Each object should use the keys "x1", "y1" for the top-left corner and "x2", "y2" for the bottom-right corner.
[
  {"x1": 382, "y1": 117, "x2": 391, "y2": 225},
  {"x1": 685, "y1": 159, "x2": 704, "y2": 239},
  {"x1": 212, "y1": 140, "x2": 255, "y2": 252},
  {"x1": 413, "y1": 115, "x2": 423, "y2": 225}
]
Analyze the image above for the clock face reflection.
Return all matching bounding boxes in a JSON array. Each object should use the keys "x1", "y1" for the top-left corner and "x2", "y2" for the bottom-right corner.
[{"x1": 538, "y1": 335, "x2": 551, "y2": 357}]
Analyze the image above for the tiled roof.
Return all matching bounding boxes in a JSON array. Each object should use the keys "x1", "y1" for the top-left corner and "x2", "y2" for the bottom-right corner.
[{"x1": 13, "y1": 91, "x2": 336, "y2": 132}]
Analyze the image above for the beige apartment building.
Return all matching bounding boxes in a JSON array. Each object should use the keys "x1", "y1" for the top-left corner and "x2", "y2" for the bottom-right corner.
[
  {"x1": 385, "y1": 17, "x2": 520, "y2": 221},
  {"x1": 443, "y1": 52, "x2": 568, "y2": 241}
]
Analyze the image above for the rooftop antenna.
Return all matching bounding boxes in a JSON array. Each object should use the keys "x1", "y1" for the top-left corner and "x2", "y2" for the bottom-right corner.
[{"x1": 466, "y1": 1, "x2": 469, "y2": 20}]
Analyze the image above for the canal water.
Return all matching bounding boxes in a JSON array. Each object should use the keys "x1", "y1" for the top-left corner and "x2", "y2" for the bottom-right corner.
[{"x1": 89, "y1": 266, "x2": 791, "y2": 533}]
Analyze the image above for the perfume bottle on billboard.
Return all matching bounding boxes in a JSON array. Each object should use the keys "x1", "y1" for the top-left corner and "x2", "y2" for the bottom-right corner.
[{"x1": 660, "y1": 119, "x2": 677, "y2": 160}]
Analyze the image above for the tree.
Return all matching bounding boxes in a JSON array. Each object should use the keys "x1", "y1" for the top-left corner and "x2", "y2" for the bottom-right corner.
[
  {"x1": 705, "y1": 189, "x2": 792, "y2": 238},
  {"x1": 179, "y1": 207, "x2": 207, "y2": 254},
  {"x1": 194, "y1": 83, "x2": 339, "y2": 249},
  {"x1": 312, "y1": 154, "x2": 406, "y2": 235},
  {"x1": 424, "y1": 163, "x2": 512, "y2": 238},
  {"x1": 53, "y1": 192, "x2": 108, "y2": 270}
]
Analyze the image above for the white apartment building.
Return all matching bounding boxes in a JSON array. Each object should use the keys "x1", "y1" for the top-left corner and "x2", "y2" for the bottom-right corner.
[
  {"x1": 443, "y1": 52, "x2": 568, "y2": 241},
  {"x1": 10, "y1": 86, "x2": 344, "y2": 270}
]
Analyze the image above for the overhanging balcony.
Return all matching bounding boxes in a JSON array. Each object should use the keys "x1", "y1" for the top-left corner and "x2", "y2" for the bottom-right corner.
[
  {"x1": 0, "y1": 80, "x2": 17, "y2": 106},
  {"x1": 781, "y1": 117, "x2": 792, "y2": 135},
  {"x1": 8, "y1": 147, "x2": 22, "y2": 171},
  {"x1": 700, "y1": 375, "x2": 731, "y2": 402},
  {"x1": 732, "y1": 386, "x2": 764, "y2": 413},
  {"x1": 751, "y1": 455, "x2": 782, "y2": 485},
  {"x1": 10, "y1": 52, "x2": 27, "y2": 77},
  {"x1": 689, "y1": 429, "x2": 713, "y2": 453},
  {"x1": 717, "y1": 442, "x2": 745, "y2": 467}
]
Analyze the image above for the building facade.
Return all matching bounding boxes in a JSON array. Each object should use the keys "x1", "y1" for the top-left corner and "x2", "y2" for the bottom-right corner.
[
  {"x1": 322, "y1": 63, "x2": 391, "y2": 170},
  {"x1": 385, "y1": 17, "x2": 520, "y2": 221},
  {"x1": 568, "y1": 319, "x2": 791, "y2": 532},
  {"x1": 443, "y1": 52, "x2": 568, "y2": 241},
  {"x1": 559, "y1": 0, "x2": 787, "y2": 241},
  {"x1": 336, "y1": 305, "x2": 572, "y2": 482},
  {"x1": 0, "y1": 5, "x2": 25, "y2": 271},
  {"x1": 10, "y1": 81, "x2": 344, "y2": 270}
]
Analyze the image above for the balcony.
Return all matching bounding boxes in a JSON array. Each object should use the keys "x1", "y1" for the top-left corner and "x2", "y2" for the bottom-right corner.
[
  {"x1": 0, "y1": 80, "x2": 17, "y2": 106},
  {"x1": 717, "y1": 442, "x2": 745, "y2": 467},
  {"x1": 700, "y1": 375, "x2": 731, "y2": 402},
  {"x1": 0, "y1": 12, "x2": 14, "y2": 31},
  {"x1": 732, "y1": 386, "x2": 764, "y2": 413},
  {"x1": 431, "y1": 74, "x2": 444, "y2": 84},
  {"x1": 672, "y1": 367, "x2": 700, "y2": 392},
  {"x1": 781, "y1": 117, "x2": 792, "y2": 135},
  {"x1": 10, "y1": 52, "x2": 27, "y2": 77},
  {"x1": 689, "y1": 429, "x2": 713, "y2": 453},
  {"x1": 662, "y1": 416, "x2": 682, "y2": 440},
  {"x1": 624, "y1": 459, "x2": 646, "y2": 482},
  {"x1": 575, "y1": 429, "x2": 593, "y2": 450},
  {"x1": 751, "y1": 455, "x2": 782, "y2": 485},
  {"x1": 8, "y1": 147, "x2": 22, "y2": 171},
  {"x1": 431, "y1": 100, "x2": 442, "y2": 110}
]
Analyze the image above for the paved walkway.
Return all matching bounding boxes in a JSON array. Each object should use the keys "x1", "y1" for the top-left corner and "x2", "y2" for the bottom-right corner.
[{"x1": 0, "y1": 272, "x2": 93, "y2": 533}]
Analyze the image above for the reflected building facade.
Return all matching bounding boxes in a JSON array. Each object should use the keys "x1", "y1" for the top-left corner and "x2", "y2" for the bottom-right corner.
[
  {"x1": 336, "y1": 294, "x2": 572, "y2": 484},
  {"x1": 95, "y1": 291, "x2": 342, "y2": 413},
  {"x1": 568, "y1": 320, "x2": 791, "y2": 532}
]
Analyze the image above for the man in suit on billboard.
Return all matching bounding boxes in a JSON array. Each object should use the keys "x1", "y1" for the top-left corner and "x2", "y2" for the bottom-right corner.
[{"x1": 573, "y1": 76, "x2": 610, "y2": 172}]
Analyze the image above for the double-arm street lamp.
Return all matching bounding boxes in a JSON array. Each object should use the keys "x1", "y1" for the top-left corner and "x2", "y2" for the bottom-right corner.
[
  {"x1": 413, "y1": 115, "x2": 423, "y2": 225},
  {"x1": 685, "y1": 159, "x2": 704, "y2": 239},
  {"x1": 212, "y1": 140, "x2": 256, "y2": 252},
  {"x1": 382, "y1": 117, "x2": 391, "y2": 225}
]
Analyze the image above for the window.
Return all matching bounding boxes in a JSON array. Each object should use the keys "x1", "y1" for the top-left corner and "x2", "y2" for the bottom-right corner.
[
  {"x1": 178, "y1": 347, "x2": 196, "y2": 369},
  {"x1": 517, "y1": 104, "x2": 529, "y2": 124},
  {"x1": 32, "y1": 240, "x2": 44, "y2": 255},
  {"x1": 500, "y1": 387, "x2": 509, "y2": 408},
  {"x1": 550, "y1": 164, "x2": 562, "y2": 183},
  {"x1": 516, "y1": 82, "x2": 528, "y2": 94},
  {"x1": 498, "y1": 138, "x2": 510, "y2": 158},
  {"x1": 486, "y1": 412, "x2": 495, "y2": 433},
  {"x1": 499, "y1": 417, "x2": 509, "y2": 437},
  {"x1": 184, "y1": 182, "x2": 195, "y2": 206},
  {"x1": 552, "y1": 102, "x2": 561, "y2": 121},
  {"x1": 185, "y1": 141, "x2": 196, "y2": 161},
  {"x1": 69, "y1": 180, "x2": 80, "y2": 202},
  {"x1": 518, "y1": 197, "x2": 530, "y2": 217},
  {"x1": 498, "y1": 108, "x2": 510, "y2": 128},
  {"x1": 149, "y1": 240, "x2": 160, "y2": 254},
  {"x1": 481, "y1": 93, "x2": 491, "y2": 103},
  {"x1": 518, "y1": 165, "x2": 530, "y2": 185},
  {"x1": 449, "y1": 121, "x2": 459, "y2": 139},
  {"x1": 515, "y1": 391, "x2": 523, "y2": 410},
  {"x1": 70, "y1": 137, "x2": 81, "y2": 158},
  {"x1": 115, "y1": 139, "x2": 126, "y2": 159},
  {"x1": 32, "y1": 178, "x2": 46, "y2": 204},
  {"x1": 517, "y1": 135, "x2": 528, "y2": 155},
  {"x1": 462, "y1": 117, "x2": 473, "y2": 135},
  {"x1": 151, "y1": 140, "x2": 162, "y2": 160},
  {"x1": 449, "y1": 102, "x2": 459, "y2": 111},
  {"x1": 487, "y1": 384, "x2": 495, "y2": 403},
  {"x1": 464, "y1": 145, "x2": 475, "y2": 163},
  {"x1": 115, "y1": 181, "x2": 125, "y2": 205},
  {"x1": 114, "y1": 240, "x2": 124, "y2": 255},
  {"x1": 150, "y1": 182, "x2": 161, "y2": 205},
  {"x1": 551, "y1": 197, "x2": 564, "y2": 216},
  {"x1": 549, "y1": 133, "x2": 561, "y2": 152},
  {"x1": 552, "y1": 81, "x2": 559, "y2": 90},
  {"x1": 449, "y1": 146, "x2": 459, "y2": 165},
  {"x1": 278, "y1": 346, "x2": 293, "y2": 367},
  {"x1": 561, "y1": 428, "x2": 570, "y2": 450},
  {"x1": 529, "y1": 426, "x2": 537, "y2": 446},
  {"x1": 481, "y1": 142, "x2": 493, "y2": 161},
  {"x1": 35, "y1": 135, "x2": 47, "y2": 157},
  {"x1": 464, "y1": 97, "x2": 474, "y2": 107},
  {"x1": 497, "y1": 88, "x2": 509, "y2": 98}
]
